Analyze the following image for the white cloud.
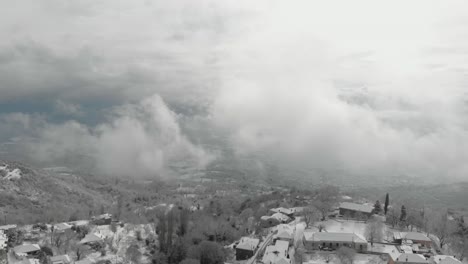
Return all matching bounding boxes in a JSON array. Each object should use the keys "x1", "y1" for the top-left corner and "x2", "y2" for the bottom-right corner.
[
  {"x1": 1, "y1": 1, "x2": 468, "y2": 180},
  {"x1": 10, "y1": 95, "x2": 213, "y2": 177}
]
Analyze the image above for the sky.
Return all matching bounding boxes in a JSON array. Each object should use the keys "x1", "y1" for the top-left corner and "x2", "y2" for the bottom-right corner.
[{"x1": 1, "y1": 0, "x2": 468, "y2": 181}]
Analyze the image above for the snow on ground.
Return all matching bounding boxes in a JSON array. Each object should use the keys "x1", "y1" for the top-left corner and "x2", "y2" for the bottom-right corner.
[
  {"x1": 0, "y1": 165, "x2": 22, "y2": 180},
  {"x1": 319, "y1": 219, "x2": 388, "y2": 239},
  {"x1": 304, "y1": 252, "x2": 386, "y2": 264}
]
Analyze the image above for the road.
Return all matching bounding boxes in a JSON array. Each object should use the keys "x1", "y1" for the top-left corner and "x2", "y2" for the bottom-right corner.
[{"x1": 247, "y1": 231, "x2": 275, "y2": 264}]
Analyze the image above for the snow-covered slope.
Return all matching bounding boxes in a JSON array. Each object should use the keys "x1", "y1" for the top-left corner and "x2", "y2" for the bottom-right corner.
[{"x1": 0, "y1": 164, "x2": 22, "y2": 180}]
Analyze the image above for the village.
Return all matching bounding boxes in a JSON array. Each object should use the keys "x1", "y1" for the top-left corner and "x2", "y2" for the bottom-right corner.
[
  {"x1": 231, "y1": 198, "x2": 467, "y2": 264},
  {"x1": 0, "y1": 182, "x2": 467, "y2": 264}
]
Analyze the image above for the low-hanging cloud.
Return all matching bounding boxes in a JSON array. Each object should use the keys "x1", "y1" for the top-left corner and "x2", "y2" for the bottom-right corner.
[{"x1": 3, "y1": 95, "x2": 213, "y2": 177}]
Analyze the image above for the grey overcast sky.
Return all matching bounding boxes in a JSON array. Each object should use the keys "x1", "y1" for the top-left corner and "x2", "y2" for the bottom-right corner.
[{"x1": 1, "y1": 0, "x2": 468, "y2": 180}]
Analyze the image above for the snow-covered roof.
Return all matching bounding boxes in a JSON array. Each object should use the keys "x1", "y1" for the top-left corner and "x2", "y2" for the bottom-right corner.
[
  {"x1": 394, "y1": 253, "x2": 428, "y2": 264},
  {"x1": 275, "y1": 224, "x2": 294, "y2": 240},
  {"x1": 50, "y1": 255, "x2": 71, "y2": 263},
  {"x1": 303, "y1": 232, "x2": 367, "y2": 244},
  {"x1": 262, "y1": 240, "x2": 290, "y2": 264},
  {"x1": 14, "y1": 244, "x2": 41, "y2": 254},
  {"x1": 339, "y1": 202, "x2": 374, "y2": 214},
  {"x1": 404, "y1": 232, "x2": 431, "y2": 242},
  {"x1": 236, "y1": 237, "x2": 260, "y2": 251},
  {"x1": 271, "y1": 213, "x2": 290, "y2": 222},
  {"x1": 21, "y1": 259, "x2": 39, "y2": 264},
  {"x1": 80, "y1": 233, "x2": 104, "y2": 244},
  {"x1": 54, "y1": 223, "x2": 72, "y2": 231},
  {"x1": 432, "y1": 255, "x2": 462, "y2": 264},
  {"x1": 75, "y1": 258, "x2": 93, "y2": 264},
  {"x1": 0, "y1": 224, "x2": 17, "y2": 230},
  {"x1": 270, "y1": 207, "x2": 294, "y2": 215}
]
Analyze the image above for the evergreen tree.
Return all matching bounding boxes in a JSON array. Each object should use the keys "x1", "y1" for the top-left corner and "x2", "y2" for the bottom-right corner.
[
  {"x1": 374, "y1": 200, "x2": 382, "y2": 214},
  {"x1": 400, "y1": 205, "x2": 407, "y2": 222},
  {"x1": 384, "y1": 193, "x2": 390, "y2": 215}
]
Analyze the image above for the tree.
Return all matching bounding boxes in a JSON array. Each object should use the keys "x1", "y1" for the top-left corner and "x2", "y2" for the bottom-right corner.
[
  {"x1": 384, "y1": 193, "x2": 390, "y2": 215},
  {"x1": 158, "y1": 213, "x2": 167, "y2": 253},
  {"x1": 400, "y1": 205, "x2": 407, "y2": 222},
  {"x1": 69, "y1": 210, "x2": 80, "y2": 222},
  {"x1": 41, "y1": 246, "x2": 53, "y2": 256},
  {"x1": 314, "y1": 185, "x2": 339, "y2": 221},
  {"x1": 167, "y1": 209, "x2": 175, "y2": 252},
  {"x1": 303, "y1": 207, "x2": 319, "y2": 228},
  {"x1": 373, "y1": 201, "x2": 382, "y2": 215},
  {"x1": 126, "y1": 244, "x2": 142, "y2": 264},
  {"x1": 116, "y1": 195, "x2": 124, "y2": 220},
  {"x1": 365, "y1": 218, "x2": 384, "y2": 247},
  {"x1": 386, "y1": 207, "x2": 399, "y2": 228},
  {"x1": 73, "y1": 243, "x2": 90, "y2": 261},
  {"x1": 317, "y1": 224, "x2": 326, "y2": 232},
  {"x1": 180, "y1": 259, "x2": 200, "y2": 264},
  {"x1": 179, "y1": 208, "x2": 190, "y2": 237},
  {"x1": 452, "y1": 234, "x2": 468, "y2": 261},
  {"x1": 198, "y1": 241, "x2": 225, "y2": 264},
  {"x1": 430, "y1": 211, "x2": 456, "y2": 249},
  {"x1": 336, "y1": 247, "x2": 356, "y2": 264}
]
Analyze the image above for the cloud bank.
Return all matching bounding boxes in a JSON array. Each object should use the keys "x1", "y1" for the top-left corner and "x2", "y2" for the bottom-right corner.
[
  {"x1": 1, "y1": 1, "x2": 468, "y2": 181},
  {"x1": 1, "y1": 95, "x2": 212, "y2": 177}
]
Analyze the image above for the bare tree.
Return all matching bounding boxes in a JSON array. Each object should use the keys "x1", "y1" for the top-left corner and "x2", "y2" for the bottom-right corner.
[
  {"x1": 71, "y1": 242, "x2": 90, "y2": 261},
  {"x1": 314, "y1": 185, "x2": 339, "y2": 221},
  {"x1": 430, "y1": 211, "x2": 457, "y2": 249},
  {"x1": 452, "y1": 235, "x2": 468, "y2": 261},
  {"x1": 303, "y1": 207, "x2": 319, "y2": 228},
  {"x1": 126, "y1": 244, "x2": 142, "y2": 264},
  {"x1": 365, "y1": 218, "x2": 384, "y2": 247},
  {"x1": 336, "y1": 247, "x2": 356, "y2": 264}
]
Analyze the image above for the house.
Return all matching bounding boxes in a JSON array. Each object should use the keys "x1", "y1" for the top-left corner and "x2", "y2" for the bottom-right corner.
[
  {"x1": 50, "y1": 255, "x2": 72, "y2": 264},
  {"x1": 80, "y1": 233, "x2": 104, "y2": 245},
  {"x1": 0, "y1": 224, "x2": 17, "y2": 231},
  {"x1": 339, "y1": 202, "x2": 374, "y2": 219},
  {"x1": 303, "y1": 231, "x2": 367, "y2": 252},
  {"x1": 13, "y1": 244, "x2": 41, "y2": 259},
  {"x1": 262, "y1": 240, "x2": 291, "y2": 264},
  {"x1": 54, "y1": 223, "x2": 73, "y2": 233},
  {"x1": 393, "y1": 232, "x2": 403, "y2": 244},
  {"x1": 430, "y1": 255, "x2": 462, "y2": 264},
  {"x1": 270, "y1": 208, "x2": 294, "y2": 217},
  {"x1": 261, "y1": 216, "x2": 281, "y2": 228},
  {"x1": 271, "y1": 213, "x2": 291, "y2": 223},
  {"x1": 235, "y1": 237, "x2": 260, "y2": 260},
  {"x1": 21, "y1": 259, "x2": 40, "y2": 264},
  {"x1": 404, "y1": 232, "x2": 432, "y2": 248},
  {"x1": 388, "y1": 253, "x2": 428, "y2": 264},
  {"x1": 75, "y1": 258, "x2": 93, "y2": 264},
  {"x1": 291, "y1": 207, "x2": 305, "y2": 216},
  {"x1": 274, "y1": 224, "x2": 295, "y2": 246},
  {"x1": 91, "y1": 214, "x2": 112, "y2": 225}
]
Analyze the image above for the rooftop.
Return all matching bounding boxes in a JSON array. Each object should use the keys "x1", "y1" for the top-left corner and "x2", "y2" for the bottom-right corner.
[
  {"x1": 339, "y1": 202, "x2": 374, "y2": 214},
  {"x1": 404, "y1": 232, "x2": 431, "y2": 242},
  {"x1": 80, "y1": 233, "x2": 104, "y2": 244},
  {"x1": 50, "y1": 255, "x2": 71, "y2": 263},
  {"x1": 303, "y1": 232, "x2": 367, "y2": 244},
  {"x1": 432, "y1": 255, "x2": 462, "y2": 264},
  {"x1": 14, "y1": 244, "x2": 41, "y2": 254},
  {"x1": 394, "y1": 253, "x2": 428, "y2": 263},
  {"x1": 236, "y1": 237, "x2": 260, "y2": 251}
]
